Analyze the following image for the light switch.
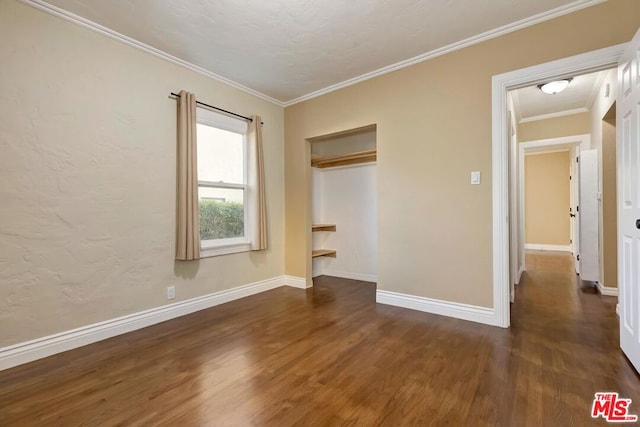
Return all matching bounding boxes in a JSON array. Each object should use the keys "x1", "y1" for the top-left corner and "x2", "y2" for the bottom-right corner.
[{"x1": 471, "y1": 171, "x2": 481, "y2": 185}]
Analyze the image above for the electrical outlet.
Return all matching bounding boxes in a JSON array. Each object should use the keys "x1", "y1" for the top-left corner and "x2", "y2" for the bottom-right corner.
[{"x1": 167, "y1": 286, "x2": 175, "y2": 300}]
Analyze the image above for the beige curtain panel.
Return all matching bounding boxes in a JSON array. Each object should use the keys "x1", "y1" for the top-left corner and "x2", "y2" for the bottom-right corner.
[
  {"x1": 248, "y1": 115, "x2": 267, "y2": 250},
  {"x1": 175, "y1": 90, "x2": 201, "y2": 261}
]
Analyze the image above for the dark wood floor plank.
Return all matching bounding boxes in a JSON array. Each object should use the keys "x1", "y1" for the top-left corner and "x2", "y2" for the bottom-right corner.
[{"x1": 1, "y1": 251, "x2": 638, "y2": 426}]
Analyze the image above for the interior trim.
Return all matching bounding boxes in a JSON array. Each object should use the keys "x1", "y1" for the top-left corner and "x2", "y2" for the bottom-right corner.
[
  {"x1": 597, "y1": 282, "x2": 619, "y2": 297},
  {"x1": 376, "y1": 290, "x2": 498, "y2": 326},
  {"x1": 519, "y1": 107, "x2": 590, "y2": 124},
  {"x1": 17, "y1": 0, "x2": 283, "y2": 106},
  {"x1": 524, "y1": 244, "x2": 573, "y2": 252},
  {"x1": 283, "y1": 0, "x2": 607, "y2": 106},
  {"x1": 18, "y1": 0, "x2": 605, "y2": 107},
  {"x1": 0, "y1": 275, "x2": 305, "y2": 371},
  {"x1": 283, "y1": 275, "x2": 310, "y2": 289}
]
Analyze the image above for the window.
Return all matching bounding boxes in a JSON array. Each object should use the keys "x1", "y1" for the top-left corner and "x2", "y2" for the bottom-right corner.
[{"x1": 196, "y1": 107, "x2": 249, "y2": 257}]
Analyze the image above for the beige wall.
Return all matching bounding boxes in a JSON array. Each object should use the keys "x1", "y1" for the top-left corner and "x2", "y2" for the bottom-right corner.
[
  {"x1": 0, "y1": 0, "x2": 285, "y2": 346},
  {"x1": 284, "y1": 0, "x2": 640, "y2": 308},
  {"x1": 524, "y1": 152, "x2": 571, "y2": 246},
  {"x1": 518, "y1": 112, "x2": 591, "y2": 142}
]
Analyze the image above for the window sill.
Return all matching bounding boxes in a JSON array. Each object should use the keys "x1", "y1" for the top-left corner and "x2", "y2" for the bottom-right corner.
[{"x1": 201, "y1": 241, "x2": 251, "y2": 258}]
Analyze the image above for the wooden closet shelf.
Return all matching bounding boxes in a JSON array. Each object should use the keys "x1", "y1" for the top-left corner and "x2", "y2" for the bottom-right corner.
[
  {"x1": 311, "y1": 149, "x2": 376, "y2": 169},
  {"x1": 312, "y1": 224, "x2": 336, "y2": 232},
  {"x1": 312, "y1": 249, "x2": 337, "y2": 258}
]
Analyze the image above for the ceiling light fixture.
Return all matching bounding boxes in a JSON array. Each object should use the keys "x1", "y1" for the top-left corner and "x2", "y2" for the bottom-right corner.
[{"x1": 538, "y1": 78, "x2": 573, "y2": 95}]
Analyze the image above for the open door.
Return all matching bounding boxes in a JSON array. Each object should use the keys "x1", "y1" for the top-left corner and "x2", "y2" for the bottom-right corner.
[
  {"x1": 618, "y1": 28, "x2": 640, "y2": 373},
  {"x1": 570, "y1": 146, "x2": 580, "y2": 274},
  {"x1": 578, "y1": 149, "x2": 600, "y2": 281}
]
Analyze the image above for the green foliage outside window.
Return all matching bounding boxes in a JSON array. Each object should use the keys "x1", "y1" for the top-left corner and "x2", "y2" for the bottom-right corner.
[{"x1": 199, "y1": 200, "x2": 244, "y2": 240}]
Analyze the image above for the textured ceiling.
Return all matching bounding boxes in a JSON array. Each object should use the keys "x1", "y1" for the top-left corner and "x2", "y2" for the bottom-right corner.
[
  {"x1": 512, "y1": 70, "x2": 608, "y2": 122},
  {"x1": 43, "y1": 0, "x2": 599, "y2": 103}
]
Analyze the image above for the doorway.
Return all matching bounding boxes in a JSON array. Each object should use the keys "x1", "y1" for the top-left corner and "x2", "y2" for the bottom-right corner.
[
  {"x1": 491, "y1": 44, "x2": 626, "y2": 328},
  {"x1": 523, "y1": 149, "x2": 572, "y2": 254},
  {"x1": 507, "y1": 66, "x2": 619, "y2": 315},
  {"x1": 518, "y1": 136, "x2": 588, "y2": 266},
  {"x1": 507, "y1": 68, "x2": 620, "y2": 324}
]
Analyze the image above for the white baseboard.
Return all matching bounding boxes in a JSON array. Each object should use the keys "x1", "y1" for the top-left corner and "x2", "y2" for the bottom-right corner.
[
  {"x1": 322, "y1": 270, "x2": 377, "y2": 283},
  {"x1": 524, "y1": 243, "x2": 572, "y2": 252},
  {"x1": 376, "y1": 290, "x2": 499, "y2": 327},
  {"x1": 597, "y1": 282, "x2": 618, "y2": 297},
  {"x1": 0, "y1": 275, "x2": 303, "y2": 371},
  {"x1": 283, "y1": 275, "x2": 310, "y2": 289}
]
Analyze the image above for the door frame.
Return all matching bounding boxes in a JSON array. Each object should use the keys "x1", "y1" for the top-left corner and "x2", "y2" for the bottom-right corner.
[
  {"x1": 491, "y1": 43, "x2": 626, "y2": 328},
  {"x1": 518, "y1": 135, "x2": 590, "y2": 273}
]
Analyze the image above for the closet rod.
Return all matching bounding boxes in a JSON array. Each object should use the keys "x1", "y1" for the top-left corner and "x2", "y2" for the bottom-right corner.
[{"x1": 169, "y1": 92, "x2": 264, "y2": 125}]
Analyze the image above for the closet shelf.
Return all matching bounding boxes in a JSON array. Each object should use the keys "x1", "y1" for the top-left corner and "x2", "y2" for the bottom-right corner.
[
  {"x1": 312, "y1": 224, "x2": 336, "y2": 232},
  {"x1": 312, "y1": 249, "x2": 337, "y2": 258},
  {"x1": 311, "y1": 149, "x2": 376, "y2": 169}
]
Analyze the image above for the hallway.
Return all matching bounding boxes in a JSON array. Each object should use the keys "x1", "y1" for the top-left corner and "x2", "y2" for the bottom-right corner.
[
  {"x1": 506, "y1": 250, "x2": 638, "y2": 424},
  {"x1": 514, "y1": 250, "x2": 618, "y2": 336}
]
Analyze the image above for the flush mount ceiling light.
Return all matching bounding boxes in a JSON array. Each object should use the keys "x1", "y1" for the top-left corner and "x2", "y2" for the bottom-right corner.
[{"x1": 538, "y1": 78, "x2": 573, "y2": 95}]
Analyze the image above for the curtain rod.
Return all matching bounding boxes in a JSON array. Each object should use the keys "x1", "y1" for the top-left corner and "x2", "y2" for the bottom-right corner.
[{"x1": 169, "y1": 92, "x2": 263, "y2": 125}]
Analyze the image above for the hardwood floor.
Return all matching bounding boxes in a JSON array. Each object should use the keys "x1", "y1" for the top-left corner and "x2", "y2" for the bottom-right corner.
[{"x1": 1, "y1": 251, "x2": 638, "y2": 426}]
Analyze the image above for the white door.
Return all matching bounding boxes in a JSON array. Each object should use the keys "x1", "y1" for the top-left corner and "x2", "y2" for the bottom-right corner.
[
  {"x1": 579, "y1": 149, "x2": 600, "y2": 281},
  {"x1": 570, "y1": 147, "x2": 580, "y2": 274},
  {"x1": 619, "y1": 28, "x2": 640, "y2": 373}
]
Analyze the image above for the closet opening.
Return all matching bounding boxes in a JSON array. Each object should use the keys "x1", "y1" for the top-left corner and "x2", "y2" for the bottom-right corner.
[{"x1": 307, "y1": 124, "x2": 378, "y2": 285}]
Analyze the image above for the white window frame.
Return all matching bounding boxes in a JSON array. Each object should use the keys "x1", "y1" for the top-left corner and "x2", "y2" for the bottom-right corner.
[{"x1": 196, "y1": 107, "x2": 250, "y2": 257}]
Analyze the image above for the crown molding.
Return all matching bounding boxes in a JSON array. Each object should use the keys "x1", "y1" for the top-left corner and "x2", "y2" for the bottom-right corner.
[
  {"x1": 586, "y1": 70, "x2": 609, "y2": 110},
  {"x1": 524, "y1": 147, "x2": 572, "y2": 156},
  {"x1": 519, "y1": 107, "x2": 589, "y2": 123},
  {"x1": 17, "y1": 0, "x2": 285, "y2": 107},
  {"x1": 19, "y1": 0, "x2": 606, "y2": 108},
  {"x1": 283, "y1": 0, "x2": 606, "y2": 106}
]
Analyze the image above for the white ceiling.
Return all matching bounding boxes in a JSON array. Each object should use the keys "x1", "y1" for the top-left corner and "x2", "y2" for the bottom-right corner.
[
  {"x1": 512, "y1": 70, "x2": 608, "y2": 123},
  {"x1": 40, "y1": 0, "x2": 602, "y2": 104}
]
